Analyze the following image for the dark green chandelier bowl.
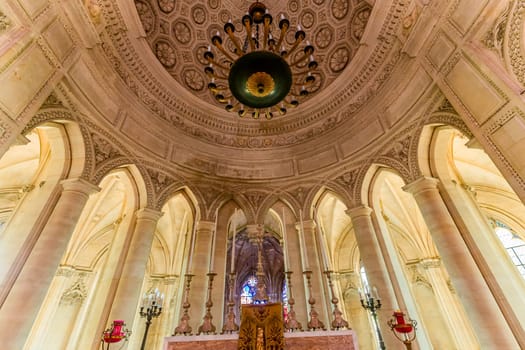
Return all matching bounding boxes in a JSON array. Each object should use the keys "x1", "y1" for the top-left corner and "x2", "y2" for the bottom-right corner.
[{"x1": 228, "y1": 51, "x2": 292, "y2": 109}]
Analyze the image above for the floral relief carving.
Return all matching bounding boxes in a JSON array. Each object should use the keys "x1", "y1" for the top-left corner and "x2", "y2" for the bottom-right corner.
[
  {"x1": 331, "y1": 0, "x2": 349, "y2": 20},
  {"x1": 135, "y1": 1, "x2": 156, "y2": 35},
  {"x1": 197, "y1": 185, "x2": 224, "y2": 210},
  {"x1": 350, "y1": 5, "x2": 371, "y2": 41},
  {"x1": 384, "y1": 134, "x2": 411, "y2": 165},
  {"x1": 41, "y1": 92, "x2": 65, "y2": 109},
  {"x1": 158, "y1": 0, "x2": 175, "y2": 14},
  {"x1": 173, "y1": 20, "x2": 191, "y2": 44},
  {"x1": 155, "y1": 40, "x2": 176, "y2": 68},
  {"x1": 328, "y1": 45, "x2": 350, "y2": 72},
  {"x1": 482, "y1": 1, "x2": 511, "y2": 58},
  {"x1": 91, "y1": 133, "x2": 122, "y2": 165},
  {"x1": 60, "y1": 273, "x2": 89, "y2": 306},
  {"x1": 192, "y1": 5, "x2": 207, "y2": 25},
  {"x1": 315, "y1": 26, "x2": 334, "y2": 49},
  {"x1": 301, "y1": 10, "x2": 316, "y2": 29},
  {"x1": 400, "y1": 2, "x2": 421, "y2": 39},
  {"x1": 507, "y1": 0, "x2": 525, "y2": 87},
  {"x1": 408, "y1": 264, "x2": 432, "y2": 290},
  {"x1": 183, "y1": 68, "x2": 205, "y2": 91},
  {"x1": 288, "y1": 0, "x2": 300, "y2": 13},
  {"x1": 0, "y1": 9, "x2": 12, "y2": 32},
  {"x1": 335, "y1": 168, "x2": 359, "y2": 189},
  {"x1": 208, "y1": 0, "x2": 220, "y2": 10},
  {"x1": 243, "y1": 191, "x2": 268, "y2": 212},
  {"x1": 148, "y1": 168, "x2": 176, "y2": 194}
]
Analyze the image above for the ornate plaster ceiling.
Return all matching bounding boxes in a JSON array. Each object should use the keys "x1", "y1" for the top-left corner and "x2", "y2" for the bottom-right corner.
[
  {"x1": 86, "y1": 0, "x2": 432, "y2": 182},
  {"x1": 134, "y1": 0, "x2": 372, "y2": 111}
]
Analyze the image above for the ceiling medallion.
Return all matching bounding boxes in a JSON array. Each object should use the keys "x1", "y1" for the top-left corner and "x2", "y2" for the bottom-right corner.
[{"x1": 203, "y1": 1, "x2": 318, "y2": 119}]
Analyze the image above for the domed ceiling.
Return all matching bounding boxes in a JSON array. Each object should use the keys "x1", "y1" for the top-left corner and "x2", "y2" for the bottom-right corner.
[
  {"x1": 134, "y1": 0, "x2": 372, "y2": 111},
  {"x1": 96, "y1": 0, "x2": 424, "y2": 182}
]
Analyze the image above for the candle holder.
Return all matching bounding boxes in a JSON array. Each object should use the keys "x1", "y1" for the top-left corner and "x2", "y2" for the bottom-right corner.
[
  {"x1": 360, "y1": 287, "x2": 385, "y2": 350},
  {"x1": 100, "y1": 320, "x2": 130, "y2": 350},
  {"x1": 139, "y1": 288, "x2": 164, "y2": 350},
  {"x1": 222, "y1": 272, "x2": 239, "y2": 333},
  {"x1": 304, "y1": 270, "x2": 325, "y2": 331},
  {"x1": 174, "y1": 274, "x2": 194, "y2": 335},
  {"x1": 388, "y1": 310, "x2": 417, "y2": 350},
  {"x1": 198, "y1": 272, "x2": 217, "y2": 334},
  {"x1": 324, "y1": 270, "x2": 349, "y2": 330},
  {"x1": 284, "y1": 271, "x2": 302, "y2": 331}
]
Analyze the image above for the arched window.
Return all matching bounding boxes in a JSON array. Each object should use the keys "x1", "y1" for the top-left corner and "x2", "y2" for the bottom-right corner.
[
  {"x1": 240, "y1": 275, "x2": 257, "y2": 304},
  {"x1": 492, "y1": 220, "x2": 525, "y2": 279}
]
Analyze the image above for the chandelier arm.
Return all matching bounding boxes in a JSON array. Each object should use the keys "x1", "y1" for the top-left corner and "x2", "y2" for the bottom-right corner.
[
  {"x1": 243, "y1": 21, "x2": 256, "y2": 51},
  {"x1": 209, "y1": 87, "x2": 228, "y2": 93},
  {"x1": 275, "y1": 24, "x2": 289, "y2": 53},
  {"x1": 205, "y1": 57, "x2": 231, "y2": 71},
  {"x1": 282, "y1": 37, "x2": 304, "y2": 59},
  {"x1": 293, "y1": 81, "x2": 314, "y2": 87},
  {"x1": 215, "y1": 94, "x2": 232, "y2": 103},
  {"x1": 263, "y1": 19, "x2": 271, "y2": 50},
  {"x1": 289, "y1": 53, "x2": 310, "y2": 67},
  {"x1": 206, "y1": 73, "x2": 229, "y2": 80},
  {"x1": 213, "y1": 42, "x2": 237, "y2": 63},
  {"x1": 282, "y1": 98, "x2": 299, "y2": 107},
  {"x1": 225, "y1": 30, "x2": 244, "y2": 57}
]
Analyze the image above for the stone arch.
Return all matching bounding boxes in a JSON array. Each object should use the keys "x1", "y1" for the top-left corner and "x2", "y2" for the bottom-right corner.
[{"x1": 22, "y1": 112, "x2": 88, "y2": 180}]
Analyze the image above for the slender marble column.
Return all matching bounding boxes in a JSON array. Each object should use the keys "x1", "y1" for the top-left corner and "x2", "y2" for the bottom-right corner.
[
  {"x1": 346, "y1": 205, "x2": 399, "y2": 349},
  {"x1": 299, "y1": 220, "x2": 329, "y2": 328},
  {"x1": 107, "y1": 208, "x2": 163, "y2": 328},
  {"x1": 0, "y1": 178, "x2": 99, "y2": 350},
  {"x1": 403, "y1": 176, "x2": 518, "y2": 348},
  {"x1": 188, "y1": 221, "x2": 214, "y2": 330}
]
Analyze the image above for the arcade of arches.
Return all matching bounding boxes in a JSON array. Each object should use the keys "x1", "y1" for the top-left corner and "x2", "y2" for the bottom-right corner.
[{"x1": 1, "y1": 0, "x2": 525, "y2": 349}]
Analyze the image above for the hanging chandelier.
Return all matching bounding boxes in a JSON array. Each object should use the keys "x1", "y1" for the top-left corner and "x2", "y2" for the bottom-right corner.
[{"x1": 203, "y1": 1, "x2": 318, "y2": 119}]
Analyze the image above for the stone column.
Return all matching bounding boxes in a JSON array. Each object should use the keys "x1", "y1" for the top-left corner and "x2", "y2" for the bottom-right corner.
[
  {"x1": 346, "y1": 205, "x2": 399, "y2": 348},
  {"x1": 107, "y1": 208, "x2": 163, "y2": 326},
  {"x1": 419, "y1": 259, "x2": 478, "y2": 349},
  {"x1": 299, "y1": 219, "x2": 329, "y2": 328},
  {"x1": 403, "y1": 176, "x2": 518, "y2": 348},
  {"x1": 188, "y1": 221, "x2": 214, "y2": 330},
  {"x1": 0, "y1": 178, "x2": 99, "y2": 350}
]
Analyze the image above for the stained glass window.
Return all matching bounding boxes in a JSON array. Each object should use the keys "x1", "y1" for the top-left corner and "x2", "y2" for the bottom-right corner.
[
  {"x1": 493, "y1": 220, "x2": 525, "y2": 279},
  {"x1": 282, "y1": 282, "x2": 289, "y2": 321},
  {"x1": 240, "y1": 275, "x2": 257, "y2": 304}
]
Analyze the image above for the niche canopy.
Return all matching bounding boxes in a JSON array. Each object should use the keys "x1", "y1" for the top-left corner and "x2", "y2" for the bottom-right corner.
[{"x1": 203, "y1": 1, "x2": 318, "y2": 119}]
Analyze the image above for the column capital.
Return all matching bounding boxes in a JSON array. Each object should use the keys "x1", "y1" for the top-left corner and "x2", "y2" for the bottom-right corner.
[
  {"x1": 60, "y1": 178, "x2": 100, "y2": 195},
  {"x1": 135, "y1": 207, "x2": 163, "y2": 221},
  {"x1": 295, "y1": 219, "x2": 316, "y2": 231},
  {"x1": 345, "y1": 205, "x2": 373, "y2": 219},
  {"x1": 402, "y1": 176, "x2": 440, "y2": 195},
  {"x1": 197, "y1": 220, "x2": 215, "y2": 232}
]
